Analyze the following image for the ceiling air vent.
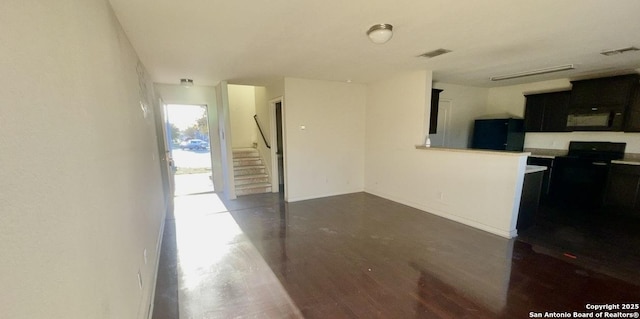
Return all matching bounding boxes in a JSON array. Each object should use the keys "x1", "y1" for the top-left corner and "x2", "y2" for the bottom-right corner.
[
  {"x1": 418, "y1": 48, "x2": 452, "y2": 59},
  {"x1": 601, "y1": 46, "x2": 639, "y2": 56}
]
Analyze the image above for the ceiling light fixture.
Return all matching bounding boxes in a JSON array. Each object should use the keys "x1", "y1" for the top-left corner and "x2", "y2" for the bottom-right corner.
[
  {"x1": 490, "y1": 64, "x2": 575, "y2": 81},
  {"x1": 601, "y1": 46, "x2": 639, "y2": 56},
  {"x1": 367, "y1": 24, "x2": 393, "y2": 44},
  {"x1": 180, "y1": 78, "x2": 194, "y2": 87}
]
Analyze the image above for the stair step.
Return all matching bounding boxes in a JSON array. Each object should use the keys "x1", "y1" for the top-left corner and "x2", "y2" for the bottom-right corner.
[
  {"x1": 235, "y1": 182, "x2": 272, "y2": 196},
  {"x1": 233, "y1": 147, "x2": 257, "y2": 152},
  {"x1": 234, "y1": 158, "x2": 263, "y2": 166},
  {"x1": 232, "y1": 148, "x2": 260, "y2": 158},
  {"x1": 231, "y1": 148, "x2": 270, "y2": 195},
  {"x1": 234, "y1": 165, "x2": 266, "y2": 176},
  {"x1": 236, "y1": 182, "x2": 271, "y2": 190},
  {"x1": 234, "y1": 176, "x2": 269, "y2": 186},
  {"x1": 234, "y1": 164, "x2": 265, "y2": 170},
  {"x1": 235, "y1": 173, "x2": 268, "y2": 180}
]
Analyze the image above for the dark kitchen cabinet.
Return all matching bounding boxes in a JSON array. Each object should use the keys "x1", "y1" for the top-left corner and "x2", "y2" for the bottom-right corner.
[
  {"x1": 471, "y1": 118, "x2": 524, "y2": 151},
  {"x1": 624, "y1": 84, "x2": 640, "y2": 132},
  {"x1": 570, "y1": 74, "x2": 638, "y2": 109},
  {"x1": 604, "y1": 164, "x2": 640, "y2": 218},
  {"x1": 526, "y1": 156, "x2": 554, "y2": 203},
  {"x1": 524, "y1": 91, "x2": 570, "y2": 132},
  {"x1": 517, "y1": 170, "x2": 544, "y2": 231},
  {"x1": 429, "y1": 88, "x2": 443, "y2": 134},
  {"x1": 569, "y1": 74, "x2": 640, "y2": 132}
]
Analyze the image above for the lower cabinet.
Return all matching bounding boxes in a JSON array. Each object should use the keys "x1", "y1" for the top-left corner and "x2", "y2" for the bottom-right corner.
[
  {"x1": 517, "y1": 171, "x2": 544, "y2": 231},
  {"x1": 604, "y1": 164, "x2": 640, "y2": 217},
  {"x1": 526, "y1": 156, "x2": 553, "y2": 203}
]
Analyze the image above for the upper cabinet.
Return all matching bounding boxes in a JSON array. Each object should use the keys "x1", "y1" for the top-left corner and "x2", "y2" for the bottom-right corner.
[
  {"x1": 568, "y1": 74, "x2": 640, "y2": 132},
  {"x1": 523, "y1": 74, "x2": 640, "y2": 133},
  {"x1": 569, "y1": 74, "x2": 638, "y2": 108},
  {"x1": 624, "y1": 82, "x2": 640, "y2": 132},
  {"x1": 524, "y1": 91, "x2": 570, "y2": 132}
]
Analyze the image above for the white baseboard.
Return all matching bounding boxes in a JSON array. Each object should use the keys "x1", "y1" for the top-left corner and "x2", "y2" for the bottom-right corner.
[
  {"x1": 364, "y1": 188, "x2": 516, "y2": 239},
  {"x1": 146, "y1": 204, "x2": 169, "y2": 319},
  {"x1": 286, "y1": 188, "x2": 365, "y2": 203}
]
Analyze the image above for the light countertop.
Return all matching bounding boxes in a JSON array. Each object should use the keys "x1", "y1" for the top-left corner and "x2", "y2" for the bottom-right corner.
[
  {"x1": 525, "y1": 165, "x2": 547, "y2": 174},
  {"x1": 415, "y1": 145, "x2": 530, "y2": 157},
  {"x1": 612, "y1": 159, "x2": 640, "y2": 166},
  {"x1": 526, "y1": 148, "x2": 640, "y2": 165}
]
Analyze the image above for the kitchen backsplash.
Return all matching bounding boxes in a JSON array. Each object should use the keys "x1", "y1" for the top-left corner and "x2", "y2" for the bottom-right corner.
[{"x1": 524, "y1": 132, "x2": 640, "y2": 153}]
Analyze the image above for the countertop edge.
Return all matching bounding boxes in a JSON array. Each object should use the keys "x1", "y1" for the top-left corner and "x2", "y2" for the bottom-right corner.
[
  {"x1": 525, "y1": 165, "x2": 548, "y2": 174},
  {"x1": 528, "y1": 154, "x2": 556, "y2": 159},
  {"x1": 612, "y1": 160, "x2": 640, "y2": 166},
  {"x1": 415, "y1": 145, "x2": 530, "y2": 157}
]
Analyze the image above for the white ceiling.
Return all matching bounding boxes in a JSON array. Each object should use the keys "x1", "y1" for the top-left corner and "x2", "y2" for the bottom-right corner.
[{"x1": 108, "y1": 0, "x2": 640, "y2": 87}]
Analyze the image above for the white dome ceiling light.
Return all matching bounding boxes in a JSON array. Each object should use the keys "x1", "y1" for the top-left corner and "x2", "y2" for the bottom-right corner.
[
  {"x1": 180, "y1": 78, "x2": 194, "y2": 87},
  {"x1": 366, "y1": 24, "x2": 393, "y2": 44}
]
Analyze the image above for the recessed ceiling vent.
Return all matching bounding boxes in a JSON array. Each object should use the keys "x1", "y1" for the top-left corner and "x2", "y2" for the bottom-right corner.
[
  {"x1": 418, "y1": 48, "x2": 452, "y2": 59},
  {"x1": 601, "y1": 46, "x2": 639, "y2": 56}
]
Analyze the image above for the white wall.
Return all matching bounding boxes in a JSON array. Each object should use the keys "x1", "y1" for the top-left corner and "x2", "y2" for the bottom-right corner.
[
  {"x1": 433, "y1": 83, "x2": 489, "y2": 148},
  {"x1": 228, "y1": 85, "x2": 257, "y2": 148},
  {"x1": 283, "y1": 78, "x2": 366, "y2": 201},
  {"x1": 486, "y1": 79, "x2": 572, "y2": 116},
  {"x1": 0, "y1": 1, "x2": 165, "y2": 318},
  {"x1": 154, "y1": 84, "x2": 224, "y2": 191},
  {"x1": 265, "y1": 78, "x2": 285, "y2": 101},
  {"x1": 365, "y1": 71, "x2": 526, "y2": 238},
  {"x1": 215, "y1": 81, "x2": 236, "y2": 199},
  {"x1": 253, "y1": 86, "x2": 272, "y2": 177},
  {"x1": 486, "y1": 79, "x2": 640, "y2": 153}
]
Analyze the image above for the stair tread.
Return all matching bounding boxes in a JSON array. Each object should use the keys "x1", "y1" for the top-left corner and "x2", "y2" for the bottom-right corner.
[
  {"x1": 234, "y1": 165, "x2": 265, "y2": 169},
  {"x1": 234, "y1": 159, "x2": 262, "y2": 163},
  {"x1": 233, "y1": 150, "x2": 259, "y2": 154},
  {"x1": 235, "y1": 173, "x2": 268, "y2": 180},
  {"x1": 236, "y1": 182, "x2": 271, "y2": 190},
  {"x1": 233, "y1": 147, "x2": 258, "y2": 151}
]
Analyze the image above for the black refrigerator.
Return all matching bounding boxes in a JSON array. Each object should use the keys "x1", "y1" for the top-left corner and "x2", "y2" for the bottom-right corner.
[{"x1": 471, "y1": 118, "x2": 525, "y2": 151}]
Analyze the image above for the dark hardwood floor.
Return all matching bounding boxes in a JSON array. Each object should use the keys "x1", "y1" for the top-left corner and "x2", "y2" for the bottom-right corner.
[
  {"x1": 151, "y1": 198, "x2": 178, "y2": 319},
  {"x1": 517, "y1": 203, "x2": 640, "y2": 285},
  {"x1": 152, "y1": 192, "x2": 640, "y2": 319}
]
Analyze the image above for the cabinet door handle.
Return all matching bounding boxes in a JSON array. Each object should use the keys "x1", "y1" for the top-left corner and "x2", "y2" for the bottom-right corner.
[
  {"x1": 591, "y1": 107, "x2": 598, "y2": 111},
  {"x1": 592, "y1": 162, "x2": 607, "y2": 166}
]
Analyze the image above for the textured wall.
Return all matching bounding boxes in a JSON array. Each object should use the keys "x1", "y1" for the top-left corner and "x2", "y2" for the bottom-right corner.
[
  {"x1": 228, "y1": 85, "x2": 258, "y2": 148},
  {"x1": 0, "y1": 1, "x2": 166, "y2": 318},
  {"x1": 283, "y1": 78, "x2": 366, "y2": 201}
]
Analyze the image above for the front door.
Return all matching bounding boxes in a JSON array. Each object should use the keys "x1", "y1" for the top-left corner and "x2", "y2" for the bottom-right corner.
[{"x1": 165, "y1": 104, "x2": 215, "y2": 196}]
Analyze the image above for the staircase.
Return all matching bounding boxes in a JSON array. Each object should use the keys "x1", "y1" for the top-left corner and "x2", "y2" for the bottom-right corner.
[{"x1": 232, "y1": 148, "x2": 272, "y2": 196}]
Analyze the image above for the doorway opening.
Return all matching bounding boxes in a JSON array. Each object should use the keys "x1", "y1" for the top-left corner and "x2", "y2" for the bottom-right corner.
[
  {"x1": 272, "y1": 100, "x2": 285, "y2": 194},
  {"x1": 429, "y1": 100, "x2": 452, "y2": 147},
  {"x1": 165, "y1": 104, "x2": 215, "y2": 196}
]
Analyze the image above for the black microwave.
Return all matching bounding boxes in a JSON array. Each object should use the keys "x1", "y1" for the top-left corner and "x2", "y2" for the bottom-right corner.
[{"x1": 565, "y1": 106, "x2": 625, "y2": 131}]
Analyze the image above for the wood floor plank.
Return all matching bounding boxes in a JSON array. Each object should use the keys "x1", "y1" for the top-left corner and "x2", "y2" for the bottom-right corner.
[{"x1": 152, "y1": 192, "x2": 640, "y2": 319}]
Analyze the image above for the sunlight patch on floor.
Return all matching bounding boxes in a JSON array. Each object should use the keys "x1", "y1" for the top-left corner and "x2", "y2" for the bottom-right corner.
[{"x1": 174, "y1": 193, "x2": 303, "y2": 318}]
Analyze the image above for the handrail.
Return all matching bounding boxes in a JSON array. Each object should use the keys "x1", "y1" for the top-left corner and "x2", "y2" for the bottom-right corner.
[{"x1": 253, "y1": 114, "x2": 271, "y2": 149}]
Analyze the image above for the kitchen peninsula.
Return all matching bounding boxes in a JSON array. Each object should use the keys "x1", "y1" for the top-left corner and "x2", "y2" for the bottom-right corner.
[{"x1": 413, "y1": 145, "x2": 544, "y2": 238}]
